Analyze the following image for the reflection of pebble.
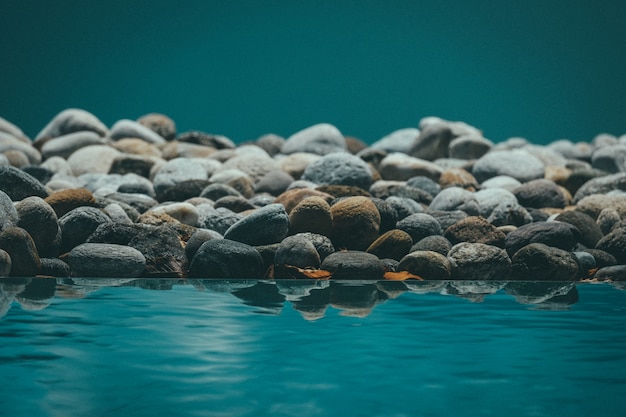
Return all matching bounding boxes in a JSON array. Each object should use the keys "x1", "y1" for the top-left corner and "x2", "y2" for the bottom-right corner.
[{"x1": 0, "y1": 110, "x2": 625, "y2": 282}]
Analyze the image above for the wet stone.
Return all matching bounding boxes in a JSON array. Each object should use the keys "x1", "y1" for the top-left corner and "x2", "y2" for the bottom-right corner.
[
  {"x1": 188, "y1": 239, "x2": 264, "y2": 279},
  {"x1": 39, "y1": 257, "x2": 70, "y2": 278},
  {"x1": 448, "y1": 242, "x2": 511, "y2": 281},
  {"x1": 321, "y1": 251, "x2": 386, "y2": 280},
  {"x1": 428, "y1": 187, "x2": 480, "y2": 216},
  {"x1": 68, "y1": 243, "x2": 146, "y2": 278},
  {"x1": 289, "y1": 196, "x2": 333, "y2": 236},
  {"x1": 15, "y1": 196, "x2": 61, "y2": 258},
  {"x1": 555, "y1": 210, "x2": 603, "y2": 248},
  {"x1": 214, "y1": 196, "x2": 256, "y2": 213},
  {"x1": 0, "y1": 249, "x2": 10, "y2": 277},
  {"x1": 583, "y1": 249, "x2": 617, "y2": 269},
  {"x1": 396, "y1": 213, "x2": 443, "y2": 243},
  {"x1": 59, "y1": 206, "x2": 112, "y2": 253},
  {"x1": 397, "y1": 250, "x2": 452, "y2": 280},
  {"x1": 444, "y1": 216, "x2": 506, "y2": 248},
  {"x1": 505, "y1": 221, "x2": 580, "y2": 256},
  {"x1": 594, "y1": 265, "x2": 626, "y2": 281},
  {"x1": 0, "y1": 165, "x2": 49, "y2": 201},
  {"x1": 224, "y1": 203, "x2": 289, "y2": 246},
  {"x1": 595, "y1": 227, "x2": 626, "y2": 264},
  {"x1": 301, "y1": 152, "x2": 374, "y2": 190},
  {"x1": 410, "y1": 235, "x2": 452, "y2": 256},
  {"x1": 513, "y1": 179, "x2": 566, "y2": 209},
  {"x1": 330, "y1": 196, "x2": 381, "y2": 251},
  {"x1": 510, "y1": 243, "x2": 579, "y2": 281},
  {"x1": 366, "y1": 229, "x2": 413, "y2": 261},
  {"x1": 274, "y1": 235, "x2": 321, "y2": 269},
  {"x1": 185, "y1": 229, "x2": 223, "y2": 261}
]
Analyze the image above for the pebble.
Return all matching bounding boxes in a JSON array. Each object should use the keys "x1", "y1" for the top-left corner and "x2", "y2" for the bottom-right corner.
[
  {"x1": 224, "y1": 203, "x2": 289, "y2": 246},
  {"x1": 448, "y1": 134, "x2": 493, "y2": 160},
  {"x1": 59, "y1": 206, "x2": 112, "y2": 252},
  {"x1": 472, "y1": 149, "x2": 545, "y2": 183},
  {"x1": 137, "y1": 113, "x2": 177, "y2": 141},
  {"x1": 330, "y1": 196, "x2": 380, "y2": 250},
  {"x1": 127, "y1": 226, "x2": 188, "y2": 277},
  {"x1": 255, "y1": 133, "x2": 285, "y2": 156},
  {"x1": 486, "y1": 202, "x2": 533, "y2": 227},
  {"x1": 281, "y1": 123, "x2": 346, "y2": 155},
  {"x1": 574, "y1": 194, "x2": 626, "y2": 220},
  {"x1": 591, "y1": 144, "x2": 626, "y2": 173},
  {"x1": 397, "y1": 250, "x2": 452, "y2": 280},
  {"x1": 320, "y1": 251, "x2": 386, "y2": 280},
  {"x1": 595, "y1": 227, "x2": 626, "y2": 264},
  {"x1": 255, "y1": 170, "x2": 294, "y2": 196},
  {"x1": 370, "y1": 198, "x2": 399, "y2": 233},
  {"x1": 411, "y1": 235, "x2": 452, "y2": 256},
  {"x1": 0, "y1": 227, "x2": 41, "y2": 277},
  {"x1": 405, "y1": 176, "x2": 441, "y2": 198},
  {"x1": 594, "y1": 265, "x2": 626, "y2": 281},
  {"x1": 110, "y1": 119, "x2": 166, "y2": 145},
  {"x1": 34, "y1": 108, "x2": 108, "y2": 142},
  {"x1": 0, "y1": 250, "x2": 11, "y2": 277},
  {"x1": 366, "y1": 229, "x2": 413, "y2": 261},
  {"x1": 596, "y1": 208, "x2": 622, "y2": 235},
  {"x1": 512, "y1": 179, "x2": 567, "y2": 209},
  {"x1": 39, "y1": 257, "x2": 71, "y2": 278},
  {"x1": 504, "y1": 221, "x2": 580, "y2": 256},
  {"x1": 0, "y1": 190, "x2": 18, "y2": 231},
  {"x1": 147, "y1": 203, "x2": 199, "y2": 226},
  {"x1": 15, "y1": 197, "x2": 62, "y2": 257},
  {"x1": 67, "y1": 145, "x2": 121, "y2": 176},
  {"x1": 438, "y1": 168, "x2": 479, "y2": 191},
  {"x1": 474, "y1": 188, "x2": 518, "y2": 217},
  {"x1": 301, "y1": 152, "x2": 374, "y2": 190},
  {"x1": 44, "y1": 188, "x2": 97, "y2": 218},
  {"x1": 554, "y1": 210, "x2": 603, "y2": 248},
  {"x1": 369, "y1": 180, "x2": 432, "y2": 204},
  {"x1": 188, "y1": 239, "x2": 264, "y2": 278},
  {"x1": 153, "y1": 158, "x2": 210, "y2": 202},
  {"x1": 371, "y1": 128, "x2": 419, "y2": 154},
  {"x1": 510, "y1": 243, "x2": 579, "y2": 281},
  {"x1": 177, "y1": 131, "x2": 235, "y2": 149},
  {"x1": 274, "y1": 235, "x2": 321, "y2": 269},
  {"x1": 428, "y1": 187, "x2": 480, "y2": 215},
  {"x1": 0, "y1": 165, "x2": 49, "y2": 201},
  {"x1": 573, "y1": 172, "x2": 626, "y2": 203},
  {"x1": 396, "y1": 213, "x2": 443, "y2": 242},
  {"x1": 41, "y1": 131, "x2": 107, "y2": 160},
  {"x1": 68, "y1": 243, "x2": 146, "y2": 278},
  {"x1": 480, "y1": 175, "x2": 522, "y2": 192},
  {"x1": 214, "y1": 195, "x2": 256, "y2": 213},
  {"x1": 288, "y1": 196, "x2": 333, "y2": 236},
  {"x1": 409, "y1": 123, "x2": 454, "y2": 160},
  {"x1": 448, "y1": 242, "x2": 511, "y2": 280},
  {"x1": 444, "y1": 216, "x2": 506, "y2": 247},
  {"x1": 197, "y1": 206, "x2": 242, "y2": 235}
]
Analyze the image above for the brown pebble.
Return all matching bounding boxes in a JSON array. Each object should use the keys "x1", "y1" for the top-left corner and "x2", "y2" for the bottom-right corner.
[
  {"x1": 444, "y1": 216, "x2": 506, "y2": 248},
  {"x1": 289, "y1": 196, "x2": 333, "y2": 236},
  {"x1": 330, "y1": 196, "x2": 380, "y2": 251},
  {"x1": 44, "y1": 188, "x2": 97, "y2": 218},
  {"x1": 366, "y1": 229, "x2": 413, "y2": 261}
]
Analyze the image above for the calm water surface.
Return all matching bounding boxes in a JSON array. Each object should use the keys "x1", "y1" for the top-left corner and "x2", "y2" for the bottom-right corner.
[{"x1": 1, "y1": 279, "x2": 625, "y2": 417}]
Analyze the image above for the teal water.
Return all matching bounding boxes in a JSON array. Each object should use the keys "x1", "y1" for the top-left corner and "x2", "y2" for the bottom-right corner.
[
  {"x1": 2, "y1": 1, "x2": 626, "y2": 143},
  {"x1": 1, "y1": 278, "x2": 625, "y2": 417}
]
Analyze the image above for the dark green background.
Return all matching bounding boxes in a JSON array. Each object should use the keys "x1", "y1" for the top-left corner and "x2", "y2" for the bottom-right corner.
[{"x1": 1, "y1": 0, "x2": 625, "y2": 143}]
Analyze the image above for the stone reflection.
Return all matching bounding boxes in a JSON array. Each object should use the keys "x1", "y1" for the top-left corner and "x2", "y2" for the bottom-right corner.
[{"x1": 3, "y1": 277, "x2": 624, "y2": 320}]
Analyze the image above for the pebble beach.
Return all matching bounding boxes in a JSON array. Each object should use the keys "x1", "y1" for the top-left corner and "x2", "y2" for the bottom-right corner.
[{"x1": 1, "y1": 108, "x2": 626, "y2": 282}]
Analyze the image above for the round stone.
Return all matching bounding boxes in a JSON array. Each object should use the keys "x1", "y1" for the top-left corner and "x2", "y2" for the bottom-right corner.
[
  {"x1": 274, "y1": 188, "x2": 334, "y2": 214},
  {"x1": 15, "y1": 196, "x2": 61, "y2": 257},
  {"x1": 301, "y1": 152, "x2": 374, "y2": 190},
  {"x1": 513, "y1": 179, "x2": 567, "y2": 209},
  {"x1": 67, "y1": 145, "x2": 122, "y2": 176},
  {"x1": 448, "y1": 242, "x2": 511, "y2": 280},
  {"x1": 554, "y1": 210, "x2": 603, "y2": 248},
  {"x1": 289, "y1": 196, "x2": 333, "y2": 237},
  {"x1": 0, "y1": 165, "x2": 49, "y2": 201},
  {"x1": 320, "y1": 251, "x2": 386, "y2": 280},
  {"x1": 510, "y1": 243, "x2": 579, "y2": 281},
  {"x1": 596, "y1": 227, "x2": 626, "y2": 264},
  {"x1": 444, "y1": 216, "x2": 506, "y2": 248},
  {"x1": 448, "y1": 134, "x2": 493, "y2": 160},
  {"x1": 330, "y1": 196, "x2": 381, "y2": 250},
  {"x1": 281, "y1": 123, "x2": 346, "y2": 156},
  {"x1": 224, "y1": 203, "x2": 289, "y2": 246},
  {"x1": 0, "y1": 190, "x2": 18, "y2": 232},
  {"x1": 396, "y1": 213, "x2": 443, "y2": 242},
  {"x1": 397, "y1": 250, "x2": 452, "y2": 280},
  {"x1": 410, "y1": 235, "x2": 452, "y2": 256},
  {"x1": 188, "y1": 239, "x2": 264, "y2": 278},
  {"x1": 68, "y1": 243, "x2": 146, "y2": 278},
  {"x1": 366, "y1": 229, "x2": 413, "y2": 261},
  {"x1": 371, "y1": 128, "x2": 419, "y2": 154},
  {"x1": 59, "y1": 206, "x2": 112, "y2": 252},
  {"x1": 0, "y1": 227, "x2": 41, "y2": 277},
  {"x1": 428, "y1": 187, "x2": 480, "y2": 216},
  {"x1": 274, "y1": 235, "x2": 321, "y2": 269}
]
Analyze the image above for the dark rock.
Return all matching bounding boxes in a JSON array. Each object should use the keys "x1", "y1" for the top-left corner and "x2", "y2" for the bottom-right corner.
[
  {"x1": 104, "y1": 192, "x2": 157, "y2": 214},
  {"x1": 409, "y1": 123, "x2": 453, "y2": 161},
  {"x1": 59, "y1": 207, "x2": 112, "y2": 252},
  {"x1": 0, "y1": 165, "x2": 49, "y2": 201},
  {"x1": 200, "y1": 183, "x2": 242, "y2": 201},
  {"x1": 444, "y1": 216, "x2": 506, "y2": 247},
  {"x1": 512, "y1": 179, "x2": 566, "y2": 209},
  {"x1": 321, "y1": 251, "x2": 386, "y2": 280},
  {"x1": 573, "y1": 251, "x2": 596, "y2": 278},
  {"x1": 396, "y1": 213, "x2": 443, "y2": 242},
  {"x1": 86, "y1": 222, "x2": 145, "y2": 245},
  {"x1": 411, "y1": 235, "x2": 452, "y2": 256},
  {"x1": 15, "y1": 196, "x2": 62, "y2": 257},
  {"x1": 185, "y1": 229, "x2": 223, "y2": 261},
  {"x1": 281, "y1": 123, "x2": 346, "y2": 155},
  {"x1": 397, "y1": 250, "x2": 452, "y2": 280},
  {"x1": 405, "y1": 176, "x2": 441, "y2": 198},
  {"x1": 0, "y1": 249, "x2": 10, "y2": 276},
  {"x1": 289, "y1": 196, "x2": 333, "y2": 236},
  {"x1": 68, "y1": 243, "x2": 146, "y2": 278},
  {"x1": 594, "y1": 265, "x2": 626, "y2": 281},
  {"x1": 487, "y1": 202, "x2": 533, "y2": 227},
  {"x1": 255, "y1": 243, "x2": 280, "y2": 271},
  {"x1": 366, "y1": 229, "x2": 413, "y2": 261},
  {"x1": 0, "y1": 227, "x2": 41, "y2": 277},
  {"x1": 224, "y1": 203, "x2": 289, "y2": 246},
  {"x1": 595, "y1": 227, "x2": 626, "y2": 264},
  {"x1": 583, "y1": 249, "x2": 617, "y2": 268},
  {"x1": 128, "y1": 226, "x2": 188, "y2": 277},
  {"x1": 21, "y1": 165, "x2": 54, "y2": 185},
  {"x1": 39, "y1": 258, "x2": 70, "y2": 277},
  {"x1": 274, "y1": 188, "x2": 334, "y2": 214},
  {"x1": 301, "y1": 152, "x2": 374, "y2": 190},
  {"x1": 555, "y1": 211, "x2": 603, "y2": 248},
  {"x1": 448, "y1": 242, "x2": 511, "y2": 280},
  {"x1": 197, "y1": 206, "x2": 243, "y2": 235},
  {"x1": 274, "y1": 235, "x2": 321, "y2": 269},
  {"x1": 505, "y1": 221, "x2": 580, "y2": 256},
  {"x1": 294, "y1": 232, "x2": 335, "y2": 260},
  {"x1": 330, "y1": 196, "x2": 381, "y2": 250},
  {"x1": 44, "y1": 188, "x2": 97, "y2": 218},
  {"x1": 214, "y1": 195, "x2": 256, "y2": 213},
  {"x1": 188, "y1": 239, "x2": 264, "y2": 278},
  {"x1": 526, "y1": 208, "x2": 551, "y2": 222},
  {"x1": 0, "y1": 190, "x2": 18, "y2": 231},
  {"x1": 368, "y1": 180, "x2": 432, "y2": 204},
  {"x1": 573, "y1": 172, "x2": 626, "y2": 203},
  {"x1": 448, "y1": 135, "x2": 493, "y2": 160},
  {"x1": 110, "y1": 119, "x2": 166, "y2": 145},
  {"x1": 510, "y1": 243, "x2": 580, "y2": 281},
  {"x1": 384, "y1": 196, "x2": 424, "y2": 220},
  {"x1": 153, "y1": 158, "x2": 209, "y2": 202},
  {"x1": 369, "y1": 198, "x2": 398, "y2": 233},
  {"x1": 109, "y1": 154, "x2": 159, "y2": 178}
]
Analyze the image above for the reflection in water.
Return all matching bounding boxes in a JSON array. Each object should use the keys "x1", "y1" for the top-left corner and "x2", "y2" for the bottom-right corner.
[{"x1": 0, "y1": 277, "x2": 617, "y2": 320}]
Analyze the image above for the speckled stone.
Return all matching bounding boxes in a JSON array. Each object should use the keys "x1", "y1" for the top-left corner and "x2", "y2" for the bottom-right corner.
[
  {"x1": 185, "y1": 229, "x2": 223, "y2": 261},
  {"x1": 200, "y1": 183, "x2": 242, "y2": 201},
  {"x1": 428, "y1": 210, "x2": 469, "y2": 231},
  {"x1": 504, "y1": 221, "x2": 580, "y2": 256},
  {"x1": 274, "y1": 235, "x2": 321, "y2": 269},
  {"x1": 68, "y1": 243, "x2": 146, "y2": 278},
  {"x1": 197, "y1": 206, "x2": 242, "y2": 235},
  {"x1": 428, "y1": 187, "x2": 480, "y2": 216},
  {"x1": 594, "y1": 265, "x2": 626, "y2": 281},
  {"x1": 0, "y1": 165, "x2": 49, "y2": 201},
  {"x1": 410, "y1": 235, "x2": 452, "y2": 256},
  {"x1": 444, "y1": 216, "x2": 506, "y2": 247},
  {"x1": 0, "y1": 190, "x2": 18, "y2": 232},
  {"x1": 396, "y1": 213, "x2": 443, "y2": 243},
  {"x1": 153, "y1": 158, "x2": 211, "y2": 202},
  {"x1": 127, "y1": 226, "x2": 188, "y2": 278},
  {"x1": 177, "y1": 131, "x2": 235, "y2": 149},
  {"x1": 15, "y1": 196, "x2": 61, "y2": 258},
  {"x1": 448, "y1": 242, "x2": 511, "y2": 280},
  {"x1": 213, "y1": 195, "x2": 256, "y2": 213},
  {"x1": 512, "y1": 179, "x2": 567, "y2": 209},
  {"x1": 366, "y1": 229, "x2": 413, "y2": 261},
  {"x1": 330, "y1": 196, "x2": 381, "y2": 250},
  {"x1": 147, "y1": 203, "x2": 199, "y2": 226},
  {"x1": 397, "y1": 250, "x2": 452, "y2": 280},
  {"x1": 39, "y1": 257, "x2": 71, "y2": 278},
  {"x1": 596, "y1": 227, "x2": 626, "y2": 264},
  {"x1": 0, "y1": 227, "x2": 41, "y2": 277},
  {"x1": 486, "y1": 202, "x2": 533, "y2": 227},
  {"x1": 301, "y1": 152, "x2": 374, "y2": 190},
  {"x1": 320, "y1": 251, "x2": 386, "y2": 280},
  {"x1": 596, "y1": 208, "x2": 622, "y2": 235},
  {"x1": 289, "y1": 196, "x2": 333, "y2": 236},
  {"x1": 281, "y1": 123, "x2": 346, "y2": 156},
  {"x1": 188, "y1": 239, "x2": 264, "y2": 278},
  {"x1": 473, "y1": 188, "x2": 518, "y2": 217},
  {"x1": 111, "y1": 138, "x2": 163, "y2": 158},
  {"x1": 510, "y1": 243, "x2": 579, "y2": 281},
  {"x1": 591, "y1": 144, "x2": 626, "y2": 173}
]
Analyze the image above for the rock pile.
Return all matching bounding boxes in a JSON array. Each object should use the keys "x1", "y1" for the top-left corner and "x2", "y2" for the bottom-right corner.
[{"x1": 1, "y1": 109, "x2": 626, "y2": 281}]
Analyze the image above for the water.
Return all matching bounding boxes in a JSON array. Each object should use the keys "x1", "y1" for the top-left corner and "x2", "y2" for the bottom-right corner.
[{"x1": 1, "y1": 278, "x2": 625, "y2": 417}]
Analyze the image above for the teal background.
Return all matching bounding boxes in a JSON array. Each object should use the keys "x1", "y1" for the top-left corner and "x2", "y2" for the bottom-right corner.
[{"x1": 1, "y1": 0, "x2": 625, "y2": 143}]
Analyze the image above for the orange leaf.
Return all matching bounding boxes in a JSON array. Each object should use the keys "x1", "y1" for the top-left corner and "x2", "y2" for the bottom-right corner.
[{"x1": 383, "y1": 271, "x2": 423, "y2": 281}]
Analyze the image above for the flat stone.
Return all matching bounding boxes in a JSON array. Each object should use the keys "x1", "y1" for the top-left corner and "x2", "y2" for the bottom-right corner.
[
  {"x1": 110, "y1": 119, "x2": 166, "y2": 145},
  {"x1": 397, "y1": 250, "x2": 452, "y2": 280},
  {"x1": 321, "y1": 251, "x2": 386, "y2": 280},
  {"x1": 513, "y1": 179, "x2": 567, "y2": 209},
  {"x1": 15, "y1": 196, "x2": 61, "y2": 257},
  {"x1": 366, "y1": 229, "x2": 413, "y2": 261},
  {"x1": 188, "y1": 239, "x2": 264, "y2": 278},
  {"x1": 510, "y1": 243, "x2": 579, "y2": 281},
  {"x1": 505, "y1": 221, "x2": 580, "y2": 256},
  {"x1": 428, "y1": 187, "x2": 480, "y2": 215},
  {"x1": 472, "y1": 149, "x2": 545, "y2": 183},
  {"x1": 0, "y1": 227, "x2": 41, "y2": 277},
  {"x1": 281, "y1": 123, "x2": 346, "y2": 156},
  {"x1": 41, "y1": 131, "x2": 107, "y2": 160},
  {"x1": 224, "y1": 203, "x2": 289, "y2": 246},
  {"x1": 554, "y1": 210, "x2": 603, "y2": 248},
  {"x1": 444, "y1": 216, "x2": 506, "y2": 247},
  {"x1": 0, "y1": 165, "x2": 49, "y2": 201},
  {"x1": 35, "y1": 108, "x2": 108, "y2": 142},
  {"x1": 448, "y1": 242, "x2": 511, "y2": 280},
  {"x1": 448, "y1": 135, "x2": 493, "y2": 160},
  {"x1": 330, "y1": 196, "x2": 381, "y2": 250},
  {"x1": 68, "y1": 243, "x2": 146, "y2": 278},
  {"x1": 371, "y1": 128, "x2": 419, "y2": 154}
]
